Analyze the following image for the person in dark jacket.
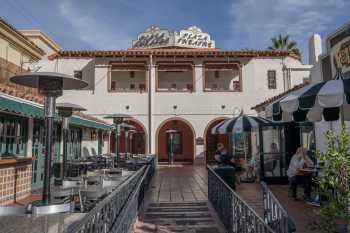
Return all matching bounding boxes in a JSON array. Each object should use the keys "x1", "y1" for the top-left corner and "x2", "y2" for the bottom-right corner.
[{"x1": 214, "y1": 143, "x2": 236, "y2": 167}]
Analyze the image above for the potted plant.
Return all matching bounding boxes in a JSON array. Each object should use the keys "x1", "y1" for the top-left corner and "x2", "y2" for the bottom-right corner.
[{"x1": 312, "y1": 126, "x2": 350, "y2": 233}]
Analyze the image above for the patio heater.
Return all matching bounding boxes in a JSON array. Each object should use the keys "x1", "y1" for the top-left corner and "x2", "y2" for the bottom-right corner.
[
  {"x1": 10, "y1": 72, "x2": 87, "y2": 205},
  {"x1": 166, "y1": 129, "x2": 178, "y2": 165},
  {"x1": 104, "y1": 114, "x2": 132, "y2": 165},
  {"x1": 127, "y1": 129, "x2": 137, "y2": 155},
  {"x1": 56, "y1": 103, "x2": 86, "y2": 179},
  {"x1": 120, "y1": 123, "x2": 136, "y2": 158}
]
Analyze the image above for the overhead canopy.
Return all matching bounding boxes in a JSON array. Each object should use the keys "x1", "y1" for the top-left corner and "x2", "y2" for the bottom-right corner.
[
  {"x1": 0, "y1": 96, "x2": 43, "y2": 118},
  {"x1": 69, "y1": 116, "x2": 112, "y2": 130},
  {"x1": 211, "y1": 115, "x2": 272, "y2": 134},
  {"x1": 0, "y1": 95, "x2": 112, "y2": 130},
  {"x1": 273, "y1": 72, "x2": 350, "y2": 122}
]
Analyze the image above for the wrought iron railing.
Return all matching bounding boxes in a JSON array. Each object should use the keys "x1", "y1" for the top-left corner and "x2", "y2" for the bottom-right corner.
[
  {"x1": 65, "y1": 161, "x2": 153, "y2": 233},
  {"x1": 207, "y1": 166, "x2": 275, "y2": 233},
  {"x1": 261, "y1": 182, "x2": 295, "y2": 233}
]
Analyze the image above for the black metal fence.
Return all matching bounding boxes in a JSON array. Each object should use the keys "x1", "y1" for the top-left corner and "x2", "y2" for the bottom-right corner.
[
  {"x1": 261, "y1": 182, "x2": 294, "y2": 233},
  {"x1": 207, "y1": 166, "x2": 275, "y2": 233},
  {"x1": 65, "y1": 158, "x2": 154, "y2": 233}
]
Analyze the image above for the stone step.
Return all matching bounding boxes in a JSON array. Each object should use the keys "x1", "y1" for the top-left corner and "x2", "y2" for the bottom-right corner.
[
  {"x1": 148, "y1": 202, "x2": 207, "y2": 207},
  {"x1": 136, "y1": 201, "x2": 225, "y2": 233},
  {"x1": 144, "y1": 212, "x2": 212, "y2": 220},
  {"x1": 146, "y1": 207, "x2": 210, "y2": 212}
]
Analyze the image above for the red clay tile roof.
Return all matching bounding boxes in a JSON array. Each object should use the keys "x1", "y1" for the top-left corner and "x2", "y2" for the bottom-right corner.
[
  {"x1": 0, "y1": 83, "x2": 44, "y2": 104},
  {"x1": 0, "y1": 83, "x2": 110, "y2": 126},
  {"x1": 250, "y1": 82, "x2": 309, "y2": 110},
  {"x1": 0, "y1": 17, "x2": 44, "y2": 56},
  {"x1": 48, "y1": 49, "x2": 300, "y2": 60}
]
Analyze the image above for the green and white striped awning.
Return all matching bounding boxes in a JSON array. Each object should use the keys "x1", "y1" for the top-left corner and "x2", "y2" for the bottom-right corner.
[
  {"x1": 0, "y1": 96, "x2": 43, "y2": 118},
  {"x1": 0, "y1": 95, "x2": 112, "y2": 130}
]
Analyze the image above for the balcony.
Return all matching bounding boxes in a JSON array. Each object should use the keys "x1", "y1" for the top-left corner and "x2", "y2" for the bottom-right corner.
[
  {"x1": 204, "y1": 62, "x2": 242, "y2": 92},
  {"x1": 108, "y1": 62, "x2": 147, "y2": 93},
  {"x1": 156, "y1": 63, "x2": 194, "y2": 92}
]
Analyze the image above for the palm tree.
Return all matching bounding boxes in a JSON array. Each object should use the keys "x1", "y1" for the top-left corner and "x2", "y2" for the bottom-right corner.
[{"x1": 268, "y1": 35, "x2": 301, "y2": 57}]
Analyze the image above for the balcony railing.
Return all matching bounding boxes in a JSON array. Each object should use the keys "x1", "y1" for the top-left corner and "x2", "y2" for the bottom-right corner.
[
  {"x1": 65, "y1": 158, "x2": 154, "y2": 233},
  {"x1": 261, "y1": 182, "x2": 295, "y2": 233},
  {"x1": 207, "y1": 166, "x2": 275, "y2": 233}
]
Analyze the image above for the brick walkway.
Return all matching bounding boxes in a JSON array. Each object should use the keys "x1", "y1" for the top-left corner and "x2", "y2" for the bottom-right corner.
[{"x1": 134, "y1": 165, "x2": 226, "y2": 233}]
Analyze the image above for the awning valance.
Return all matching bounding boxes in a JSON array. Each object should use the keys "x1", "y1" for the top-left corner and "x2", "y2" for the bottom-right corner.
[
  {"x1": 204, "y1": 62, "x2": 240, "y2": 70},
  {"x1": 0, "y1": 96, "x2": 43, "y2": 118},
  {"x1": 110, "y1": 62, "x2": 147, "y2": 71},
  {"x1": 157, "y1": 63, "x2": 193, "y2": 71},
  {"x1": 69, "y1": 116, "x2": 112, "y2": 130},
  {"x1": 0, "y1": 96, "x2": 113, "y2": 130}
]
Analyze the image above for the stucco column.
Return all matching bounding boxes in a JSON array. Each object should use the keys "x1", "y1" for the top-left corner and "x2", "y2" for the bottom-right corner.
[
  {"x1": 26, "y1": 117, "x2": 34, "y2": 157},
  {"x1": 107, "y1": 130, "x2": 112, "y2": 153},
  {"x1": 149, "y1": 60, "x2": 156, "y2": 154},
  {"x1": 194, "y1": 63, "x2": 204, "y2": 94}
]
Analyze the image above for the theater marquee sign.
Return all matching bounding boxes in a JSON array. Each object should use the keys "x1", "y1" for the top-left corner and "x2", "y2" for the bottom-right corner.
[
  {"x1": 132, "y1": 26, "x2": 215, "y2": 49},
  {"x1": 328, "y1": 22, "x2": 350, "y2": 78}
]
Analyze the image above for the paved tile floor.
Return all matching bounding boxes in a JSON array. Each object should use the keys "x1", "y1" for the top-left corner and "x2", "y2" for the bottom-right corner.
[
  {"x1": 134, "y1": 165, "x2": 226, "y2": 233},
  {"x1": 236, "y1": 182, "x2": 318, "y2": 233},
  {"x1": 136, "y1": 165, "x2": 323, "y2": 233}
]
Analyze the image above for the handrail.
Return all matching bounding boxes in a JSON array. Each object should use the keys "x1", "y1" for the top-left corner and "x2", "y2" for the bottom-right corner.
[
  {"x1": 261, "y1": 182, "x2": 295, "y2": 233},
  {"x1": 65, "y1": 164, "x2": 150, "y2": 233},
  {"x1": 207, "y1": 165, "x2": 275, "y2": 233}
]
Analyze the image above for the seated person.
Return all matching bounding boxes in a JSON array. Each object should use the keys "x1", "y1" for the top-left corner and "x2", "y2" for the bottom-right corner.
[
  {"x1": 246, "y1": 146, "x2": 260, "y2": 179},
  {"x1": 287, "y1": 147, "x2": 314, "y2": 200},
  {"x1": 214, "y1": 143, "x2": 235, "y2": 167}
]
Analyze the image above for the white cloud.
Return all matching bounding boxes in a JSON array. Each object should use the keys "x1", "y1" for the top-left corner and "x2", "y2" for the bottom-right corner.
[
  {"x1": 228, "y1": 0, "x2": 350, "y2": 60},
  {"x1": 58, "y1": 0, "x2": 132, "y2": 49}
]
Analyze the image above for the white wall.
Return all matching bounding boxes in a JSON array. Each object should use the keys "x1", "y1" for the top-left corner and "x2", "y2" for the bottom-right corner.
[
  {"x1": 45, "y1": 55, "x2": 307, "y2": 158},
  {"x1": 110, "y1": 70, "x2": 146, "y2": 91},
  {"x1": 205, "y1": 69, "x2": 240, "y2": 90},
  {"x1": 158, "y1": 70, "x2": 192, "y2": 90}
]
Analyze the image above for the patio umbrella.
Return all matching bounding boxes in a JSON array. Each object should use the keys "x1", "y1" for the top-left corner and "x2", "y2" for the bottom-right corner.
[
  {"x1": 272, "y1": 71, "x2": 350, "y2": 123},
  {"x1": 211, "y1": 114, "x2": 272, "y2": 134}
]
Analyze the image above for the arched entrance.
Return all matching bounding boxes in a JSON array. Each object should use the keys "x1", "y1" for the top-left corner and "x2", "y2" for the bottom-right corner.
[
  {"x1": 119, "y1": 119, "x2": 147, "y2": 154},
  {"x1": 204, "y1": 118, "x2": 229, "y2": 164},
  {"x1": 156, "y1": 118, "x2": 195, "y2": 163}
]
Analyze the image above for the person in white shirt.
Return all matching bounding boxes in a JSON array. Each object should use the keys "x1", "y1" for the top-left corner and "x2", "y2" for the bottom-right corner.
[{"x1": 287, "y1": 147, "x2": 314, "y2": 200}]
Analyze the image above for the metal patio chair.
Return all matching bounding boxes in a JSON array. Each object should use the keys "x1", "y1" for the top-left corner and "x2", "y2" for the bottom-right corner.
[
  {"x1": 78, "y1": 190, "x2": 107, "y2": 212},
  {"x1": 0, "y1": 206, "x2": 27, "y2": 216},
  {"x1": 32, "y1": 201, "x2": 75, "y2": 215}
]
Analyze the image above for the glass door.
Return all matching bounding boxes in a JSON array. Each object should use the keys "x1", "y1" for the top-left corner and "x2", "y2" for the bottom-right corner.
[
  {"x1": 260, "y1": 124, "x2": 287, "y2": 184},
  {"x1": 32, "y1": 121, "x2": 61, "y2": 190},
  {"x1": 32, "y1": 122, "x2": 44, "y2": 190},
  {"x1": 167, "y1": 132, "x2": 182, "y2": 161}
]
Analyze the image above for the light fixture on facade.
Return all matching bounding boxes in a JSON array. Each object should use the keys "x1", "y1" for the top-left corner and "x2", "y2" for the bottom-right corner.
[{"x1": 221, "y1": 105, "x2": 226, "y2": 109}]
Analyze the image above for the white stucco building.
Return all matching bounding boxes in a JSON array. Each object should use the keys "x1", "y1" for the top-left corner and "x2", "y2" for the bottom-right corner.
[{"x1": 35, "y1": 26, "x2": 310, "y2": 163}]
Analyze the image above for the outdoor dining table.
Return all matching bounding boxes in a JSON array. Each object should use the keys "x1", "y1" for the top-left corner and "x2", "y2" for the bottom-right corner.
[{"x1": 67, "y1": 161, "x2": 94, "y2": 176}]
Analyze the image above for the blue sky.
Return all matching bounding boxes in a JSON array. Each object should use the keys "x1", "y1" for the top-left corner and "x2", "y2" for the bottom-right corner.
[{"x1": 1, "y1": 0, "x2": 349, "y2": 63}]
